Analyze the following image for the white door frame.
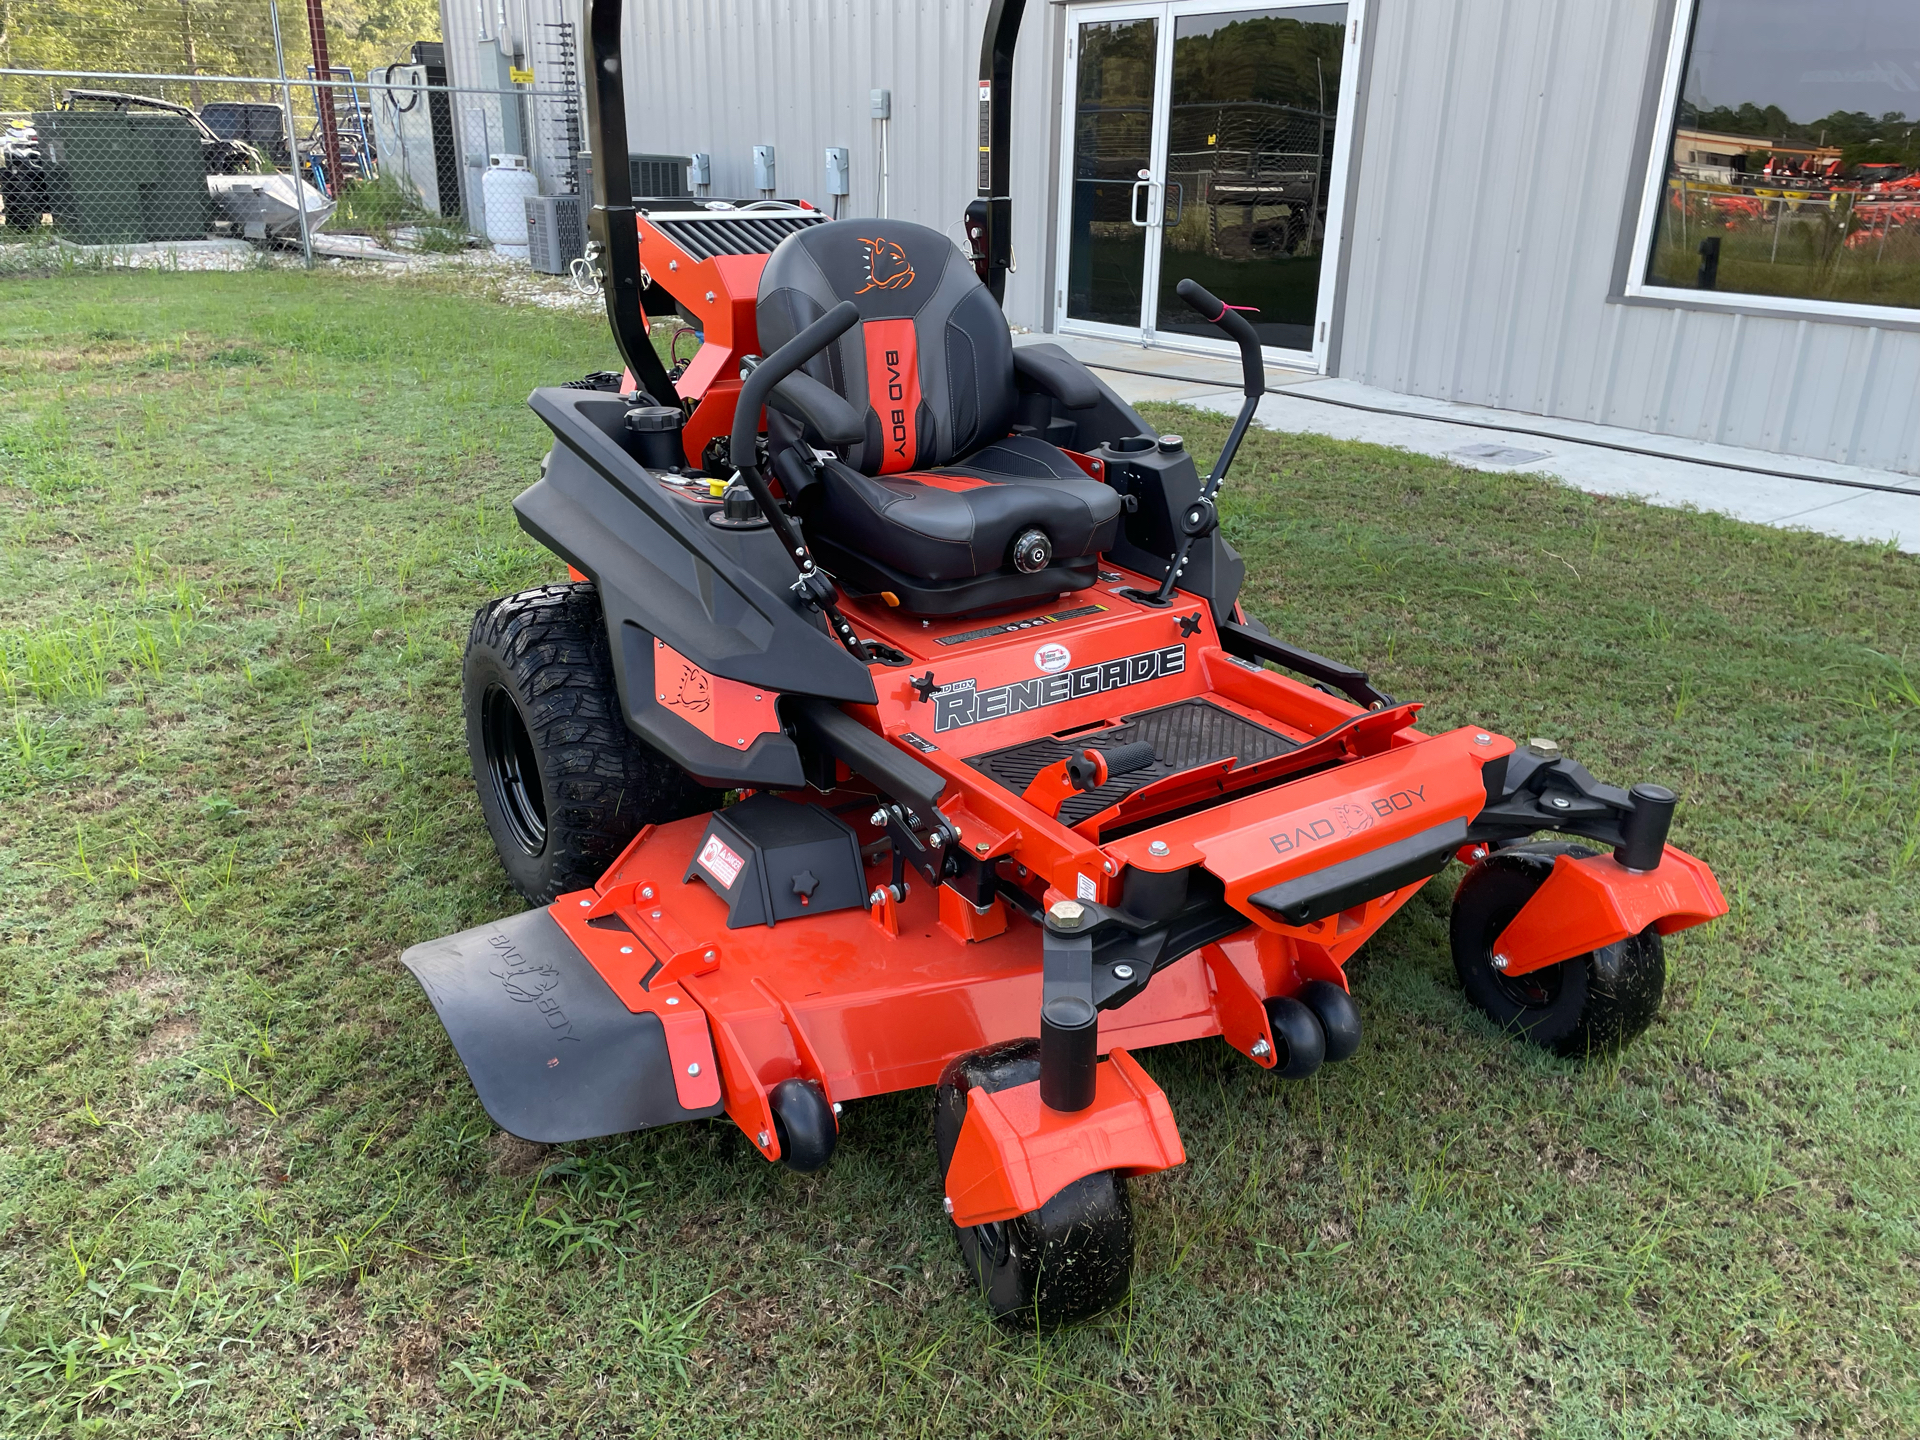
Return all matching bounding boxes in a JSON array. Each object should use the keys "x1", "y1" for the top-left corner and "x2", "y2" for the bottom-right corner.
[{"x1": 1052, "y1": 0, "x2": 1367, "y2": 374}]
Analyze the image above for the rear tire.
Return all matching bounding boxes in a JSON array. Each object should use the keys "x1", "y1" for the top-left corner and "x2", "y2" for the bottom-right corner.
[
  {"x1": 933, "y1": 1040, "x2": 1133, "y2": 1329},
  {"x1": 463, "y1": 582, "x2": 719, "y2": 904},
  {"x1": 1450, "y1": 841, "x2": 1666, "y2": 1058}
]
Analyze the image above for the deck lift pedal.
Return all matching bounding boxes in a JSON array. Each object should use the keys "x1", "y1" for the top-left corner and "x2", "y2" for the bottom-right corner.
[{"x1": 401, "y1": 0, "x2": 1727, "y2": 1326}]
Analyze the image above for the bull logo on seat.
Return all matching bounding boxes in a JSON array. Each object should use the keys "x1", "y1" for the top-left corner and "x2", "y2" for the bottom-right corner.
[{"x1": 857, "y1": 236, "x2": 915, "y2": 294}]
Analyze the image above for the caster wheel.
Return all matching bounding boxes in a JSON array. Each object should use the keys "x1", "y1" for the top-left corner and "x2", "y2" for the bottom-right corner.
[
  {"x1": 1299, "y1": 980, "x2": 1361, "y2": 1063},
  {"x1": 1450, "y1": 841, "x2": 1666, "y2": 1058},
  {"x1": 770, "y1": 1078, "x2": 836, "y2": 1173},
  {"x1": 933, "y1": 1040, "x2": 1133, "y2": 1329},
  {"x1": 1261, "y1": 995, "x2": 1326, "y2": 1079}
]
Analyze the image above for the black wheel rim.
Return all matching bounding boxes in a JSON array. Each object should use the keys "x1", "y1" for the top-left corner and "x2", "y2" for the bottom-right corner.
[
  {"x1": 482, "y1": 683, "x2": 547, "y2": 856},
  {"x1": 1492, "y1": 957, "x2": 1565, "y2": 1010}
]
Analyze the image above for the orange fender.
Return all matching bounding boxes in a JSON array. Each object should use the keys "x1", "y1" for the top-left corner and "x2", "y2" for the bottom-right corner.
[
  {"x1": 944, "y1": 1048, "x2": 1185, "y2": 1228},
  {"x1": 1492, "y1": 846, "x2": 1727, "y2": 978}
]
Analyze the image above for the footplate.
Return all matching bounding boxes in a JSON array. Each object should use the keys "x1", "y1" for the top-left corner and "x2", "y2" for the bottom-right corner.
[
  {"x1": 400, "y1": 908, "x2": 725, "y2": 1143},
  {"x1": 968, "y1": 696, "x2": 1297, "y2": 825}
]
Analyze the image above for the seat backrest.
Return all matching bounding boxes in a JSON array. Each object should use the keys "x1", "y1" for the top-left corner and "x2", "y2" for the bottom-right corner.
[{"x1": 756, "y1": 219, "x2": 1016, "y2": 476}]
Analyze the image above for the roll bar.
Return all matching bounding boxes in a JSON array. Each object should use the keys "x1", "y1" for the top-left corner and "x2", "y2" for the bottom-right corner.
[
  {"x1": 582, "y1": 0, "x2": 1030, "y2": 316},
  {"x1": 581, "y1": 0, "x2": 679, "y2": 403}
]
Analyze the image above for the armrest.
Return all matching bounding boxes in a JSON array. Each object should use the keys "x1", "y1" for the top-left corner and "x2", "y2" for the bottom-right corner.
[
  {"x1": 1012, "y1": 343, "x2": 1102, "y2": 409},
  {"x1": 768, "y1": 370, "x2": 865, "y2": 446}
]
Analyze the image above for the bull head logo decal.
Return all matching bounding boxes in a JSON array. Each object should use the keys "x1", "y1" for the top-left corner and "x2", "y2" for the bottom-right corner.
[{"x1": 857, "y1": 236, "x2": 915, "y2": 294}]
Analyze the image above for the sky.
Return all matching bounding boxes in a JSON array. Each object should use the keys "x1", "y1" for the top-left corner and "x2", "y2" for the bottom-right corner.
[{"x1": 1684, "y1": 0, "x2": 1920, "y2": 123}]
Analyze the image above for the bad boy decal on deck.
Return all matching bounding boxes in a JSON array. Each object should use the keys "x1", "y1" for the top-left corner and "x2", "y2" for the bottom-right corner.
[{"x1": 932, "y1": 645, "x2": 1186, "y2": 732}]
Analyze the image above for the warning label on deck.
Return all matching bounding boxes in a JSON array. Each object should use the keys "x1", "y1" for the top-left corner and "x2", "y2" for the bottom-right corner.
[{"x1": 696, "y1": 834, "x2": 746, "y2": 889}]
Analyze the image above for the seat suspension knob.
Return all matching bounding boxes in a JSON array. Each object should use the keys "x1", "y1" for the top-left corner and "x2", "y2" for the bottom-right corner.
[{"x1": 1011, "y1": 528, "x2": 1052, "y2": 574}]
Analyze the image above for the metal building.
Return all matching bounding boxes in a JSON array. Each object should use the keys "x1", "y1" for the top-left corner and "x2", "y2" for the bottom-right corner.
[{"x1": 438, "y1": 0, "x2": 1920, "y2": 476}]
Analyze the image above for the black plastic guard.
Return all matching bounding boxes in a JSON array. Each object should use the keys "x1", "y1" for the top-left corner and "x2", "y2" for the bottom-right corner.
[{"x1": 400, "y1": 907, "x2": 723, "y2": 1143}]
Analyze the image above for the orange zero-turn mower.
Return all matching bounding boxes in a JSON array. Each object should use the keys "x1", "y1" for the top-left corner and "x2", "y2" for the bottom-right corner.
[{"x1": 400, "y1": 0, "x2": 1729, "y2": 1328}]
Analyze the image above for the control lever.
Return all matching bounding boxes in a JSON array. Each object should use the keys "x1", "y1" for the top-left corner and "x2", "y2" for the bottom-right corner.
[
  {"x1": 728, "y1": 300, "x2": 870, "y2": 659},
  {"x1": 1150, "y1": 279, "x2": 1266, "y2": 605}
]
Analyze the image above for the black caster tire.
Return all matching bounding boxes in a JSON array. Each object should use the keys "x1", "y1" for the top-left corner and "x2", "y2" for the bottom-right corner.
[
  {"x1": 1261, "y1": 995, "x2": 1326, "y2": 1079},
  {"x1": 933, "y1": 1040, "x2": 1133, "y2": 1330},
  {"x1": 1450, "y1": 841, "x2": 1666, "y2": 1058},
  {"x1": 1299, "y1": 980, "x2": 1362, "y2": 1062},
  {"x1": 770, "y1": 1078, "x2": 836, "y2": 1173},
  {"x1": 463, "y1": 582, "x2": 721, "y2": 905}
]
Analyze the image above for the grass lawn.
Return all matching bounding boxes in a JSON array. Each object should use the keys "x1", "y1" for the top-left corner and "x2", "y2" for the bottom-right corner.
[{"x1": 1, "y1": 269, "x2": 1916, "y2": 1439}]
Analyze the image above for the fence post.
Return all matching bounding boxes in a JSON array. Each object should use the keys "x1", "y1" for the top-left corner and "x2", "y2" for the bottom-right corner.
[{"x1": 269, "y1": 0, "x2": 316, "y2": 269}]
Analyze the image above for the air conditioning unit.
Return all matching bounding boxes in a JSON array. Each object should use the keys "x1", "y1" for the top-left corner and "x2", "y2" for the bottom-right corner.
[{"x1": 525, "y1": 193, "x2": 584, "y2": 274}]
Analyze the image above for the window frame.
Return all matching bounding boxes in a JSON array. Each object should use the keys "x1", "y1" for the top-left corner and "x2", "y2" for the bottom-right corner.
[{"x1": 1622, "y1": 0, "x2": 1920, "y2": 326}]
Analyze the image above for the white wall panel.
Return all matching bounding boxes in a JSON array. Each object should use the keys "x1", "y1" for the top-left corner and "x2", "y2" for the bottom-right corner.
[{"x1": 1341, "y1": 0, "x2": 1920, "y2": 475}]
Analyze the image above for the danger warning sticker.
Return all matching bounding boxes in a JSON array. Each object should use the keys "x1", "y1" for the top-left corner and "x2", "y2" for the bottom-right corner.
[{"x1": 697, "y1": 834, "x2": 746, "y2": 889}]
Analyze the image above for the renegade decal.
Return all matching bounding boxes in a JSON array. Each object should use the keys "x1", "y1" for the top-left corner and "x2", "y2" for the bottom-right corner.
[
  {"x1": 932, "y1": 645, "x2": 1186, "y2": 732},
  {"x1": 856, "y1": 236, "x2": 915, "y2": 293},
  {"x1": 862, "y1": 317, "x2": 921, "y2": 474}
]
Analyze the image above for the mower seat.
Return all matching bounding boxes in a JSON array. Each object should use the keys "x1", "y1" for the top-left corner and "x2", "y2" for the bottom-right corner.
[{"x1": 756, "y1": 219, "x2": 1122, "y2": 614}]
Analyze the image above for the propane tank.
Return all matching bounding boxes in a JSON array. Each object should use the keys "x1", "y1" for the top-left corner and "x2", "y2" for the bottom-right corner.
[{"x1": 480, "y1": 153, "x2": 539, "y2": 259}]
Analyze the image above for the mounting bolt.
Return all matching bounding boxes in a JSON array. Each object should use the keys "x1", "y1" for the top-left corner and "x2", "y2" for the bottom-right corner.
[
  {"x1": 869, "y1": 887, "x2": 887, "y2": 906},
  {"x1": 641, "y1": 885, "x2": 655, "y2": 900},
  {"x1": 703, "y1": 949, "x2": 716, "y2": 962},
  {"x1": 652, "y1": 910, "x2": 663, "y2": 919},
  {"x1": 1103, "y1": 859, "x2": 1117, "y2": 875},
  {"x1": 1469, "y1": 846, "x2": 1488, "y2": 862},
  {"x1": 665, "y1": 997, "x2": 680, "y2": 1005},
  {"x1": 1251, "y1": 1039, "x2": 1271, "y2": 1059},
  {"x1": 1492, "y1": 953, "x2": 1510, "y2": 971},
  {"x1": 870, "y1": 808, "x2": 889, "y2": 827},
  {"x1": 687, "y1": 1062, "x2": 702, "y2": 1076},
  {"x1": 1148, "y1": 840, "x2": 1170, "y2": 857},
  {"x1": 974, "y1": 840, "x2": 990, "y2": 855},
  {"x1": 619, "y1": 945, "x2": 633, "y2": 955},
  {"x1": 578, "y1": 898, "x2": 591, "y2": 907},
  {"x1": 758, "y1": 1130, "x2": 771, "y2": 1147},
  {"x1": 1550, "y1": 796, "x2": 1572, "y2": 810},
  {"x1": 1474, "y1": 733, "x2": 1492, "y2": 746},
  {"x1": 1113, "y1": 964, "x2": 1134, "y2": 980},
  {"x1": 943, "y1": 1196, "x2": 954, "y2": 1217},
  {"x1": 1049, "y1": 900, "x2": 1086, "y2": 929}
]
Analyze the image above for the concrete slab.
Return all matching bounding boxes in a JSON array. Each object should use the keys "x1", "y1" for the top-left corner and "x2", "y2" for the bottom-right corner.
[{"x1": 1024, "y1": 332, "x2": 1920, "y2": 553}]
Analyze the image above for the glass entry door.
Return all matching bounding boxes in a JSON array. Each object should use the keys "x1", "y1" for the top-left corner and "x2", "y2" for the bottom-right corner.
[{"x1": 1058, "y1": 1, "x2": 1359, "y2": 368}]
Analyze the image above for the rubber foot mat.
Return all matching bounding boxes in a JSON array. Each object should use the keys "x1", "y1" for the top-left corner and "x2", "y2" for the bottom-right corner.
[{"x1": 968, "y1": 697, "x2": 1297, "y2": 826}]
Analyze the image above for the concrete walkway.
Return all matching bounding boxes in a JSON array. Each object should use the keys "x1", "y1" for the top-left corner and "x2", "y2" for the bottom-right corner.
[{"x1": 1014, "y1": 332, "x2": 1920, "y2": 553}]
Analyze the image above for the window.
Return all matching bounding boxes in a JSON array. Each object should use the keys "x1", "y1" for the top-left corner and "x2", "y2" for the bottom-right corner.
[{"x1": 1630, "y1": 0, "x2": 1920, "y2": 319}]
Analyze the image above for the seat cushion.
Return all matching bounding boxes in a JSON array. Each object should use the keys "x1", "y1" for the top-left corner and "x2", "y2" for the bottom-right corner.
[{"x1": 808, "y1": 435, "x2": 1122, "y2": 584}]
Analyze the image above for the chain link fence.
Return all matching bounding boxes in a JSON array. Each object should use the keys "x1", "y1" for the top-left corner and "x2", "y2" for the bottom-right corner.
[{"x1": 1, "y1": 0, "x2": 587, "y2": 271}]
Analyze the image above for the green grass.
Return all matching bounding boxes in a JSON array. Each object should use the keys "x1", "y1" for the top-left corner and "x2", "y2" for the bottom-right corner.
[{"x1": 1, "y1": 269, "x2": 1916, "y2": 1438}]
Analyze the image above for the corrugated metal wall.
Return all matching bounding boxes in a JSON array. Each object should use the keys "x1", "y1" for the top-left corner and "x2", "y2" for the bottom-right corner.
[
  {"x1": 1339, "y1": 0, "x2": 1920, "y2": 475},
  {"x1": 432, "y1": 0, "x2": 1919, "y2": 475},
  {"x1": 614, "y1": 0, "x2": 1060, "y2": 329}
]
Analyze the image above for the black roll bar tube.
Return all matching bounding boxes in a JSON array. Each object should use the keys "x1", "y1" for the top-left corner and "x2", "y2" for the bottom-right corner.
[
  {"x1": 966, "y1": 0, "x2": 1029, "y2": 305},
  {"x1": 581, "y1": 0, "x2": 679, "y2": 406}
]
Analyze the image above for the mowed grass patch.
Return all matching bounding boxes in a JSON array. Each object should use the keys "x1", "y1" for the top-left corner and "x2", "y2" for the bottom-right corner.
[{"x1": 0, "y1": 268, "x2": 1913, "y2": 1438}]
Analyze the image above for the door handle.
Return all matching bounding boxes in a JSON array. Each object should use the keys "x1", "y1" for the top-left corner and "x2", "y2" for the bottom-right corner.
[{"x1": 1130, "y1": 178, "x2": 1154, "y2": 228}]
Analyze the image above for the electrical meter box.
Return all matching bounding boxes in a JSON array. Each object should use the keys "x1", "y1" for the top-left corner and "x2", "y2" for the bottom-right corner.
[
  {"x1": 824, "y1": 147, "x2": 850, "y2": 197},
  {"x1": 752, "y1": 144, "x2": 776, "y2": 191},
  {"x1": 689, "y1": 151, "x2": 711, "y2": 187}
]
